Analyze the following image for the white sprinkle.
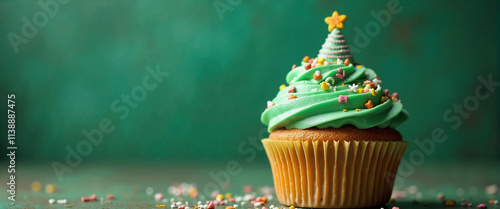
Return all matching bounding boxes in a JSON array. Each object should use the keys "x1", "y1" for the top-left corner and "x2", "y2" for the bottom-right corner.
[
  {"x1": 233, "y1": 204, "x2": 238, "y2": 208},
  {"x1": 315, "y1": 70, "x2": 321, "y2": 76},
  {"x1": 171, "y1": 205, "x2": 176, "y2": 208},
  {"x1": 186, "y1": 201, "x2": 189, "y2": 205},
  {"x1": 311, "y1": 88, "x2": 317, "y2": 92},
  {"x1": 48, "y1": 199, "x2": 55, "y2": 204},
  {"x1": 349, "y1": 84, "x2": 358, "y2": 92},
  {"x1": 162, "y1": 199, "x2": 169, "y2": 203},
  {"x1": 170, "y1": 198, "x2": 175, "y2": 202},
  {"x1": 186, "y1": 207, "x2": 190, "y2": 209},
  {"x1": 254, "y1": 202, "x2": 261, "y2": 207},
  {"x1": 146, "y1": 187, "x2": 154, "y2": 195},
  {"x1": 330, "y1": 86, "x2": 337, "y2": 91},
  {"x1": 177, "y1": 202, "x2": 182, "y2": 205},
  {"x1": 198, "y1": 201, "x2": 202, "y2": 205},
  {"x1": 57, "y1": 199, "x2": 67, "y2": 204},
  {"x1": 336, "y1": 58, "x2": 342, "y2": 64}
]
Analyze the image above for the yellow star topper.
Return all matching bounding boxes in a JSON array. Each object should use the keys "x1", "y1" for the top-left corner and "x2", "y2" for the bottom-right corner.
[{"x1": 324, "y1": 11, "x2": 347, "y2": 31}]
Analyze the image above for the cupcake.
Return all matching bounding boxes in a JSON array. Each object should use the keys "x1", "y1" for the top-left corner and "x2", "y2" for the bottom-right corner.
[{"x1": 261, "y1": 11, "x2": 409, "y2": 208}]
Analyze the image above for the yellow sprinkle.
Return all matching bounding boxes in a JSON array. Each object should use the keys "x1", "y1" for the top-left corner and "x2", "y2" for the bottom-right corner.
[
  {"x1": 321, "y1": 82, "x2": 329, "y2": 90},
  {"x1": 31, "y1": 181, "x2": 41, "y2": 192},
  {"x1": 216, "y1": 194, "x2": 224, "y2": 200},
  {"x1": 290, "y1": 206, "x2": 295, "y2": 209},
  {"x1": 356, "y1": 108, "x2": 360, "y2": 111},
  {"x1": 45, "y1": 184, "x2": 56, "y2": 194},
  {"x1": 343, "y1": 109, "x2": 347, "y2": 112},
  {"x1": 357, "y1": 88, "x2": 364, "y2": 93},
  {"x1": 445, "y1": 199, "x2": 455, "y2": 206},
  {"x1": 371, "y1": 89, "x2": 377, "y2": 96},
  {"x1": 389, "y1": 198, "x2": 396, "y2": 203},
  {"x1": 318, "y1": 57, "x2": 325, "y2": 63},
  {"x1": 225, "y1": 193, "x2": 232, "y2": 199},
  {"x1": 342, "y1": 83, "x2": 345, "y2": 86},
  {"x1": 365, "y1": 84, "x2": 371, "y2": 89},
  {"x1": 380, "y1": 96, "x2": 386, "y2": 102},
  {"x1": 279, "y1": 84, "x2": 286, "y2": 90},
  {"x1": 357, "y1": 65, "x2": 363, "y2": 68}
]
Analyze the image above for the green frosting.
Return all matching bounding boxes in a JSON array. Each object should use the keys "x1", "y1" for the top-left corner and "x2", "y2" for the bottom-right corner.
[{"x1": 261, "y1": 29, "x2": 408, "y2": 132}]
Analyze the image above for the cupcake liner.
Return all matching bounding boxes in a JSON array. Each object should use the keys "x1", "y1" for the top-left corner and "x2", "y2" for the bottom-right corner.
[{"x1": 262, "y1": 138, "x2": 408, "y2": 208}]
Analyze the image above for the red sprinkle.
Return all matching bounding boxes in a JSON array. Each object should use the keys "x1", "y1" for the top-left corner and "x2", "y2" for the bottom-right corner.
[
  {"x1": 304, "y1": 63, "x2": 311, "y2": 70},
  {"x1": 208, "y1": 203, "x2": 215, "y2": 209},
  {"x1": 288, "y1": 86, "x2": 296, "y2": 93},
  {"x1": 384, "y1": 89, "x2": 389, "y2": 95},
  {"x1": 477, "y1": 204, "x2": 487, "y2": 209},
  {"x1": 106, "y1": 194, "x2": 114, "y2": 200},
  {"x1": 228, "y1": 198, "x2": 235, "y2": 203},
  {"x1": 292, "y1": 64, "x2": 296, "y2": 70},
  {"x1": 81, "y1": 194, "x2": 97, "y2": 202}
]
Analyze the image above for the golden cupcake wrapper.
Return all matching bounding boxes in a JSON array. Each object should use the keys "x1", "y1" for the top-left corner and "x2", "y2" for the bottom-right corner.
[{"x1": 262, "y1": 138, "x2": 408, "y2": 208}]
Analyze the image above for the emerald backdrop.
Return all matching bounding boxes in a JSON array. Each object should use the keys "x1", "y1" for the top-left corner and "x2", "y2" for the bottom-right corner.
[{"x1": 1, "y1": 0, "x2": 498, "y2": 165}]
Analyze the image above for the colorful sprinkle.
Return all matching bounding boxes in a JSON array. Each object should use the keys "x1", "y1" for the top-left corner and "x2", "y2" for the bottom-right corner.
[
  {"x1": 371, "y1": 89, "x2": 377, "y2": 96},
  {"x1": 321, "y1": 81, "x2": 329, "y2": 90},
  {"x1": 304, "y1": 63, "x2": 312, "y2": 70},
  {"x1": 336, "y1": 58, "x2": 342, "y2": 64},
  {"x1": 292, "y1": 64, "x2": 296, "y2": 70},
  {"x1": 155, "y1": 193, "x2": 164, "y2": 201},
  {"x1": 266, "y1": 101, "x2": 274, "y2": 109},
  {"x1": 107, "y1": 194, "x2": 114, "y2": 200},
  {"x1": 384, "y1": 89, "x2": 389, "y2": 95},
  {"x1": 372, "y1": 78, "x2": 382, "y2": 85},
  {"x1": 288, "y1": 86, "x2": 296, "y2": 93},
  {"x1": 216, "y1": 194, "x2": 224, "y2": 201},
  {"x1": 302, "y1": 56, "x2": 310, "y2": 62},
  {"x1": 392, "y1": 92, "x2": 399, "y2": 99},
  {"x1": 318, "y1": 57, "x2": 325, "y2": 64},
  {"x1": 477, "y1": 204, "x2": 487, "y2": 209},
  {"x1": 343, "y1": 109, "x2": 347, "y2": 112},
  {"x1": 45, "y1": 184, "x2": 56, "y2": 194},
  {"x1": 314, "y1": 71, "x2": 322, "y2": 80},
  {"x1": 357, "y1": 88, "x2": 364, "y2": 93},
  {"x1": 325, "y1": 77, "x2": 335, "y2": 86},
  {"x1": 357, "y1": 65, "x2": 363, "y2": 68},
  {"x1": 365, "y1": 100, "x2": 373, "y2": 109},
  {"x1": 445, "y1": 199, "x2": 455, "y2": 206},
  {"x1": 380, "y1": 96, "x2": 386, "y2": 102},
  {"x1": 392, "y1": 207, "x2": 399, "y2": 209},
  {"x1": 356, "y1": 108, "x2": 360, "y2": 111},
  {"x1": 290, "y1": 206, "x2": 295, "y2": 209},
  {"x1": 48, "y1": 199, "x2": 55, "y2": 204},
  {"x1": 81, "y1": 194, "x2": 97, "y2": 202},
  {"x1": 348, "y1": 84, "x2": 358, "y2": 92},
  {"x1": 31, "y1": 181, "x2": 41, "y2": 192},
  {"x1": 279, "y1": 84, "x2": 286, "y2": 90},
  {"x1": 288, "y1": 94, "x2": 297, "y2": 100},
  {"x1": 344, "y1": 58, "x2": 350, "y2": 66},
  {"x1": 338, "y1": 95, "x2": 348, "y2": 103}
]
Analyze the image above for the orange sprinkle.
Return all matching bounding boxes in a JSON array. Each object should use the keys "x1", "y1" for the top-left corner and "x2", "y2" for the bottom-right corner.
[
  {"x1": 364, "y1": 100, "x2": 373, "y2": 109},
  {"x1": 344, "y1": 58, "x2": 350, "y2": 66},
  {"x1": 313, "y1": 74, "x2": 322, "y2": 81},
  {"x1": 262, "y1": 197, "x2": 267, "y2": 203},
  {"x1": 288, "y1": 94, "x2": 297, "y2": 100},
  {"x1": 356, "y1": 108, "x2": 360, "y2": 111},
  {"x1": 342, "y1": 83, "x2": 345, "y2": 86},
  {"x1": 343, "y1": 109, "x2": 347, "y2": 112},
  {"x1": 302, "y1": 56, "x2": 310, "y2": 62}
]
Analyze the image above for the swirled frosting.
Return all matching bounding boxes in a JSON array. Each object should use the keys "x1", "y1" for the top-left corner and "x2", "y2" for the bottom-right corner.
[{"x1": 261, "y1": 28, "x2": 408, "y2": 132}]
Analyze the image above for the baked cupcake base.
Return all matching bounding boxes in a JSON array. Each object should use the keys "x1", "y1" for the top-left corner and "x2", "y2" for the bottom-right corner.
[{"x1": 262, "y1": 135, "x2": 408, "y2": 208}]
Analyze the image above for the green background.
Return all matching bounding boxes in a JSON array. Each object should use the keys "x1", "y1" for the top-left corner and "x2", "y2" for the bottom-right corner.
[{"x1": 0, "y1": 0, "x2": 499, "y2": 207}]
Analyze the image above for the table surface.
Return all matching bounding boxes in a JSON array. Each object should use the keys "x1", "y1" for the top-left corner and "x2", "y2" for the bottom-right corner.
[{"x1": 1, "y1": 161, "x2": 499, "y2": 209}]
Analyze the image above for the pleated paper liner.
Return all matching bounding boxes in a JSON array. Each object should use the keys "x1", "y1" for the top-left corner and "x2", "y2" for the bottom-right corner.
[{"x1": 262, "y1": 138, "x2": 408, "y2": 208}]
